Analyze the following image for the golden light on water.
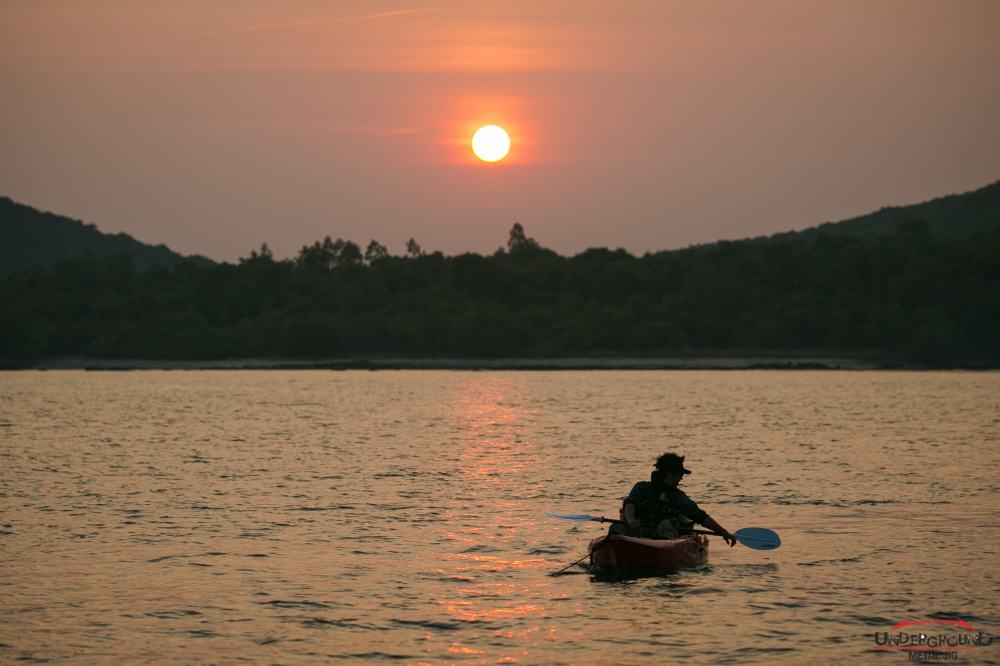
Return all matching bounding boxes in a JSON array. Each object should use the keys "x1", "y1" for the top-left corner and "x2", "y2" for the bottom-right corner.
[
  {"x1": 433, "y1": 377, "x2": 547, "y2": 657},
  {"x1": 4, "y1": 371, "x2": 999, "y2": 662}
]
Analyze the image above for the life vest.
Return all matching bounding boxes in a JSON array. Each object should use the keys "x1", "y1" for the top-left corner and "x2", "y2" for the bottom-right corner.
[{"x1": 635, "y1": 489, "x2": 694, "y2": 538}]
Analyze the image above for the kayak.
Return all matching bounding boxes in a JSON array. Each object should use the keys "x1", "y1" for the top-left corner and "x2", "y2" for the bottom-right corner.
[{"x1": 588, "y1": 534, "x2": 709, "y2": 575}]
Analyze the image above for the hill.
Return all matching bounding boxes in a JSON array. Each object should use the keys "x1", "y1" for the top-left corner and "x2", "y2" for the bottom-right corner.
[
  {"x1": 768, "y1": 180, "x2": 999, "y2": 242},
  {"x1": 1, "y1": 182, "x2": 997, "y2": 368},
  {"x1": 0, "y1": 197, "x2": 213, "y2": 274}
]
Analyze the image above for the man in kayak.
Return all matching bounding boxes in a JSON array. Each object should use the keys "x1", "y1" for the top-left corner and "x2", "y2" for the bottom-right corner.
[{"x1": 618, "y1": 452, "x2": 737, "y2": 546}]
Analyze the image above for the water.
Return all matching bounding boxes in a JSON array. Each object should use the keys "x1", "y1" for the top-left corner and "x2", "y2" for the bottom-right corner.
[{"x1": 1, "y1": 370, "x2": 998, "y2": 664}]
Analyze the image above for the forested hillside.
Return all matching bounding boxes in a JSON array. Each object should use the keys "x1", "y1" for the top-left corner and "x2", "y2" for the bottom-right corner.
[
  {"x1": 770, "y1": 181, "x2": 999, "y2": 242},
  {"x1": 0, "y1": 197, "x2": 212, "y2": 274},
  {"x1": 1, "y1": 183, "x2": 997, "y2": 367}
]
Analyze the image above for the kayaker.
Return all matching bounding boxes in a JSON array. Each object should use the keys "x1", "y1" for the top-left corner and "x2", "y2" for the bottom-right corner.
[{"x1": 618, "y1": 453, "x2": 737, "y2": 547}]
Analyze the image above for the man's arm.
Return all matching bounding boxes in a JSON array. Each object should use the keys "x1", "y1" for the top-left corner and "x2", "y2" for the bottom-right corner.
[
  {"x1": 621, "y1": 482, "x2": 649, "y2": 534},
  {"x1": 671, "y1": 490, "x2": 735, "y2": 546},
  {"x1": 623, "y1": 502, "x2": 640, "y2": 533},
  {"x1": 702, "y1": 514, "x2": 736, "y2": 547}
]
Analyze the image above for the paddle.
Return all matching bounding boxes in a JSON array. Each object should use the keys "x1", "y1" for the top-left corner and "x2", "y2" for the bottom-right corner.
[{"x1": 546, "y1": 513, "x2": 781, "y2": 550}]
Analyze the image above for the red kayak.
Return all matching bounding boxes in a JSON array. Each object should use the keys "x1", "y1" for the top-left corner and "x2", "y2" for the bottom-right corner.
[{"x1": 588, "y1": 534, "x2": 709, "y2": 575}]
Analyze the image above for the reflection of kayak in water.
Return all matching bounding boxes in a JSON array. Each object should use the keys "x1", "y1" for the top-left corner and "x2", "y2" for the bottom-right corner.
[{"x1": 588, "y1": 534, "x2": 709, "y2": 576}]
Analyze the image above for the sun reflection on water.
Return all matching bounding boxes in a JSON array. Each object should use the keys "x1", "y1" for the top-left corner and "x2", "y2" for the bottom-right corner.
[
  {"x1": 452, "y1": 376, "x2": 539, "y2": 481},
  {"x1": 434, "y1": 376, "x2": 549, "y2": 656}
]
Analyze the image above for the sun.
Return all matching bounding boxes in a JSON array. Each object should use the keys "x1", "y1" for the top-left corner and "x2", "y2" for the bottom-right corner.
[{"x1": 471, "y1": 125, "x2": 511, "y2": 163}]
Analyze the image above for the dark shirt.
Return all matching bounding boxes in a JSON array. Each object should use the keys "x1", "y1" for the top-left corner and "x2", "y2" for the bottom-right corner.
[{"x1": 623, "y1": 481, "x2": 708, "y2": 525}]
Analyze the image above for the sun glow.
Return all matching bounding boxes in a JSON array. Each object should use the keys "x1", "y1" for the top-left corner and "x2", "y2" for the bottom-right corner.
[{"x1": 471, "y1": 125, "x2": 511, "y2": 162}]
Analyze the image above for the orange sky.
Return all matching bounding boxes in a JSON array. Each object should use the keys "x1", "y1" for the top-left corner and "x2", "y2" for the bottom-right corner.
[{"x1": 2, "y1": 0, "x2": 999, "y2": 260}]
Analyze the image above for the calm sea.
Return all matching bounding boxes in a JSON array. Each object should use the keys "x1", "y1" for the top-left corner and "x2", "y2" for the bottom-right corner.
[{"x1": 1, "y1": 371, "x2": 998, "y2": 664}]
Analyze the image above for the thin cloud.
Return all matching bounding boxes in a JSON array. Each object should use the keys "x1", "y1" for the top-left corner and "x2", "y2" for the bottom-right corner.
[
  {"x1": 201, "y1": 7, "x2": 438, "y2": 36},
  {"x1": 330, "y1": 124, "x2": 423, "y2": 137},
  {"x1": 355, "y1": 9, "x2": 438, "y2": 22}
]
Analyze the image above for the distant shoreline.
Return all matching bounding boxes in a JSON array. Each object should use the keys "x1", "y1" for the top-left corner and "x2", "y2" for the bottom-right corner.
[{"x1": 0, "y1": 356, "x2": 925, "y2": 371}]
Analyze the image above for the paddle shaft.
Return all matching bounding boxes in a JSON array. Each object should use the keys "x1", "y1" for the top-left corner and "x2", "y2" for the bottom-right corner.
[
  {"x1": 547, "y1": 514, "x2": 780, "y2": 549},
  {"x1": 584, "y1": 515, "x2": 725, "y2": 538}
]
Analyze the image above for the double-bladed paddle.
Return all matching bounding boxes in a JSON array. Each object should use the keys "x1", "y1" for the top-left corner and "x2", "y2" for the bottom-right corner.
[{"x1": 546, "y1": 513, "x2": 781, "y2": 550}]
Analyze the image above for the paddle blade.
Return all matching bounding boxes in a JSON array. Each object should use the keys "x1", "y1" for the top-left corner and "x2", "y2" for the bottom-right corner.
[
  {"x1": 733, "y1": 527, "x2": 781, "y2": 550},
  {"x1": 547, "y1": 513, "x2": 601, "y2": 522}
]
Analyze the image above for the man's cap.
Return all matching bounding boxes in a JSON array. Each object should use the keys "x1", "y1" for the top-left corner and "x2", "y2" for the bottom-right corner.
[{"x1": 655, "y1": 452, "x2": 692, "y2": 475}]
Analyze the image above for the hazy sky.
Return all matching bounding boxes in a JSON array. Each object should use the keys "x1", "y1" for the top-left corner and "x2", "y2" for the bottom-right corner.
[{"x1": 2, "y1": 1, "x2": 999, "y2": 261}]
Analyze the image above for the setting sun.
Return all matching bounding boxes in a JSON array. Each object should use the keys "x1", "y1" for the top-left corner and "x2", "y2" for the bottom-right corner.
[{"x1": 471, "y1": 125, "x2": 511, "y2": 163}]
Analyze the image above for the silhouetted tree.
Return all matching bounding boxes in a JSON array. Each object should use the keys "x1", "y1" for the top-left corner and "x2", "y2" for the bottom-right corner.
[
  {"x1": 297, "y1": 237, "x2": 364, "y2": 270},
  {"x1": 365, "y1": 240, "x2": 389, "y2": 263},
  {"x1": 405, "y1": 238, "x2": 423, "y2": 258},
  {"x1": 297, "y1": 237, "x2": 336, "y2": 272},
  {"x1": 241, "y1": 243, "x2": 274, "y2": 265},
  {"x1": 507, "y1": 223, "x2": 540, "y2": 253},
  {"x1": 335, "y1": 239, "x2": 363, "y2": 266}
]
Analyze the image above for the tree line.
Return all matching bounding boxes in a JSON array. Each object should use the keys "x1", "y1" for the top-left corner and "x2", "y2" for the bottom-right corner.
[{"x1": 1, "y1": 221, "x2": 997, "y2": 367}]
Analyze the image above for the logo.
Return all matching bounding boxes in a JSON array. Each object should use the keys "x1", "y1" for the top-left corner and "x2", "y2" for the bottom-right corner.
[{"x1": 874, "y1": 619, "x2": 994, "y2": 661}]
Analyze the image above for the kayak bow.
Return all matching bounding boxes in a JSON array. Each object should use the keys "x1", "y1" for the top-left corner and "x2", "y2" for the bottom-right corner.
[{"x1": 588, "y1": 534, "x2": 709, "y2": 576}]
